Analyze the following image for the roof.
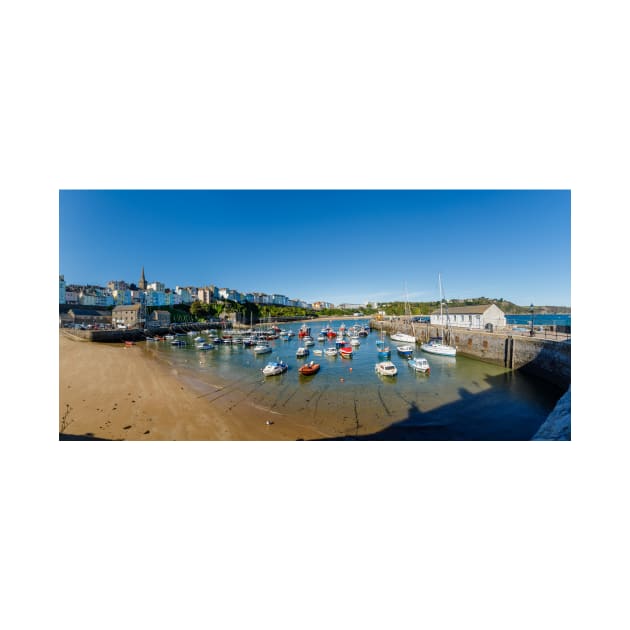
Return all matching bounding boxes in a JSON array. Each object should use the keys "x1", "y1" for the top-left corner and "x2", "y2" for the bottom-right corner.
[
  {"x1": 112, "y1": 303, "x2": 142, "y2": 312},
  {"x1": 431, "y1": 304, "x2": 500, "y2": 315},
  {"x1": 68, "y1": 308, "x2": 111, "y2": 317}
]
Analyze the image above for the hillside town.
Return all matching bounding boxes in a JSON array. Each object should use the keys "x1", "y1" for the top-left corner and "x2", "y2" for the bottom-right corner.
[
  {"x1": 58, "y1": 267, "x2": 372, "y2": 330},
  {"x1": 59, "y1": 267, "x2": 339, "y2": 311}
]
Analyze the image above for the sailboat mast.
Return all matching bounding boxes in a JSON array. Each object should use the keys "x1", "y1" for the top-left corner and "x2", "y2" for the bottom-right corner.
[{"x1": 441, "y1": 274, "x2": 451, "y2": 333}]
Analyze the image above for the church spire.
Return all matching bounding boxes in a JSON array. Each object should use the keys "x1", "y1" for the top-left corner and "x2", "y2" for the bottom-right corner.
[{"x1": 139, "y1": 266, "x2": 147, "y2": 290}]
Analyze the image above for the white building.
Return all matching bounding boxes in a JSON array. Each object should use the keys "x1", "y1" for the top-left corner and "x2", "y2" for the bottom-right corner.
[
  {"x1": 65, "y1": 289, "x2": 79, "y2": 304},
  {"x1": 177, "y1": 286, "x2": 195, "y2": 304},
  {"x1": 430, "y1": 304, "x2": 506, "y2": 330}
]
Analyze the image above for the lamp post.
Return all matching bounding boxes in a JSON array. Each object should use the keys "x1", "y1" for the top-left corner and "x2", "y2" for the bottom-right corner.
[{"x1": 529, "y1": 303, "x2": 535, "y2": 337}]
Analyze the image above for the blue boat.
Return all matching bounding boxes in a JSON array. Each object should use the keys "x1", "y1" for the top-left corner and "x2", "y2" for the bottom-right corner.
[
  {"x1": 377, "y1": 347, "x2": 391, "y2": 360},
  {"x1": 396, "y1": 345, "x2": 414, "y2": 358}
]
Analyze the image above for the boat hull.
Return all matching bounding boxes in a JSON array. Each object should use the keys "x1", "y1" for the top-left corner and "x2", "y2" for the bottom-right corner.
[
  {"x1": 390, "y1": 333, "x2": 416, "y2": 343},
  {"x1": 420, "y1": 343, "x2": 456, "y2": 357}
]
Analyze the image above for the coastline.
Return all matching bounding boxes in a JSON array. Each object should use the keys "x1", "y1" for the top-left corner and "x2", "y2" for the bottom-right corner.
[{"x1": 59, "y1": 332, "x2": 339, "y2": 440}]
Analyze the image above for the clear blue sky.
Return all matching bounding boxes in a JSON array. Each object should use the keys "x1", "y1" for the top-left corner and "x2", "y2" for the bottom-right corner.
[{"x1": 59, "y1": 190, "x2": 571, "y2": 306}]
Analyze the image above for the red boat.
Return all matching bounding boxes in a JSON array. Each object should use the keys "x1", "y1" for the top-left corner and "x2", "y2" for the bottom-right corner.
[
  {"x1": 298, "y1": 324, "x2": 311, "y2": 338},
  {"x1": 339, "y1": 346, "x2": 353, "y2": 358},
  {"x1": 327, "y1": 330, "x2": 337, "y2": 338},
  {"x1": 299, "y1": 361, "x2": 320, "y2": 375}
]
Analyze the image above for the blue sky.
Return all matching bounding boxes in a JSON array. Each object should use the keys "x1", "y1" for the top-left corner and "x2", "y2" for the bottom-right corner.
[{"x1": 59, "y1": 190, "x2": 571, "y2": 306}]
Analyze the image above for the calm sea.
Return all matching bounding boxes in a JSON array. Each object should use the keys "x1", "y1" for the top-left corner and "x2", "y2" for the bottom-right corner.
[
  {"x1": 506, "y1": 314, "x2": 571, "y2": 326},
  {"x1": 141, "y1": 319, "x2": 565, "y2": 440}
]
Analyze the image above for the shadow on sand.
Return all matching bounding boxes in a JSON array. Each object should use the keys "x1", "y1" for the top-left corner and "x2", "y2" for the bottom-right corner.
[{"x1": 59, "y1": 433, "x2": 114, "y2": 441}]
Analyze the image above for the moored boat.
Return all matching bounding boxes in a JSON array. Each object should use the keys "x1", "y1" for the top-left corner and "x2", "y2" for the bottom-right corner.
[
  {"x1": 324, "y1": 347, "x2": 338, "y2": 357},
  {"x1": 408, "y1": 357, "x2": 431, "y2": 372},
  {"x1": 390, "y1": 332, "x2": 416, "y2": 343},
  {"x1": 262, "y1": 360, "x2": 288, "y2": 376},
  {"x1": 298, "y1": 361, "x2": 320, "y2": 376},
  {"x1": 253, "y1": 342, "x2": 272, "y2": 354},
  {"x1": 396, "y1": 345, "x2": 414, "y2": 358},
  {"x1": 421, "y1": 273, "x2": 457, "y2": 357},
  {"x1": 296, "y1": 347, "x2": 310, "y2": 358},
  {"x1": 339, "y1": 346, "x2": 353, "y2": 358},
  {"x1": 420, "y1": 338, "x2": 457, "y2": 357},
  {"x1": 377, "y1": 347, "x2": 391, "y2": 360},
  {"x1": 375, "y1": 361, "x2": 398, "y2": 376}
]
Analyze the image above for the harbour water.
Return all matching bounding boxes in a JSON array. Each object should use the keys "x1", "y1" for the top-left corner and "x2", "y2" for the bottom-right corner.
[{"x1": 142, "y1": 319, "x2": 565, "y2": 440}]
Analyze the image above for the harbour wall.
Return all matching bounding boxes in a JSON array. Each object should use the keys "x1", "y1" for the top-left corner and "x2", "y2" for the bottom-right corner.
[
  {"x1": 370, "y1": 319, "x2": 571, "y2": 389},
  {"x1": 61, "y1": 322, "x2": 220, "y2": 343}
]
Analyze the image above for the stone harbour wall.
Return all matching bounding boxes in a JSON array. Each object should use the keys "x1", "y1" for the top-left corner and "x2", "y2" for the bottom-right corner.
[
  {"x1": 370, "y1": 319, "x2": 571, "y2": 389},
  {"x1": 532, "y1": 387, "x2": 571, "y2": 440}
]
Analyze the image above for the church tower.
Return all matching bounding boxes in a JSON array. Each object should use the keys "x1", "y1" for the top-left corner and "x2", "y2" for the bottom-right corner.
[{"x1": 138, "y1": 266, "x2": 147, "y2": 290}]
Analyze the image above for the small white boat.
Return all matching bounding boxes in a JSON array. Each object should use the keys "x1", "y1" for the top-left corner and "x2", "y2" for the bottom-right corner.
[
  {"x1": 194, "y1": 336, "x2": 204, "y2": 342},
  {"x1": 390, "y1": 332, "x2": 416, "y2": 343},
  {"x1": 350, "y1": 337, "x2": 360, "y2": 346},
  {"x1": 324, "y1": 347, "x2": 338, "y2": 357},
  {"x1": 313, "y1": 348, "x2": 323, "y2": 356},
  {"x1": 296, "y1": 347, "x2": 310, "y2": 358},
  {"x1": 375, "y1": 361, "x2": 398, "y2": 376},
  {"x1": 420, "y1": 338, "x2": 456, "y2": 357},
  {"x1": 303, "y1": 336, "x2": 315, "y2": 346},
  {"x1": 262, "y1": 360, "x2": 288, "y2": 376},
  {"x1": 197, "y1": 343, "x2": 215, "y2": 351},
  {"x1": 164, "y1": 334, "x2": 175, "y2": 340},
  {"x1": 253, "y1": 343, "x2": 272, "y2": 354},
  {"x1": 317, "y1": 334, "x2": 326, "y2": 342},
  {"x1": 408, "y1": 357, "x2": 430, "y2": 372}
]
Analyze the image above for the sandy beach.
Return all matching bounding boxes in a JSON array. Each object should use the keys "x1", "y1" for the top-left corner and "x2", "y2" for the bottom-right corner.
[{"x1": 59, "y1": 331, "x2": 339, "y2": 440}]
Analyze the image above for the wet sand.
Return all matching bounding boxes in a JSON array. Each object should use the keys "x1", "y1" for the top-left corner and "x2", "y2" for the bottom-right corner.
[{"x1": 59, "y1": 332, "x2": 338, "y2": 440}]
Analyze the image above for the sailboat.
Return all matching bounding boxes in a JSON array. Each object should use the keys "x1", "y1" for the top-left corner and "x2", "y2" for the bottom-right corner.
[
  {"x1": 377, "y1": 327, "x2": 391, "y2": 359},
  {"x1": 390, "y1": 282, "x2": 416, "y2": 343},
  {"x1": 420, "y1": 273, "x2": 457, "y2": 357}
]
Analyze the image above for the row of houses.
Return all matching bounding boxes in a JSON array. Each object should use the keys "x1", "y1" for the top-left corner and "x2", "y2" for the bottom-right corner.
[{"x1": 59, "y1": 273, "x2": 328, "y2": 310}]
